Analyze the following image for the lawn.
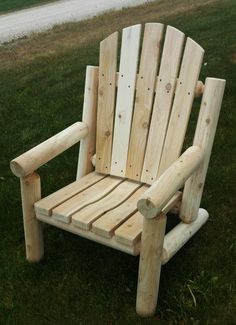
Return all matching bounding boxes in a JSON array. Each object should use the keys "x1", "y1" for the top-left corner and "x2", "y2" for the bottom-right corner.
[
  {"x1": 0, "y1": 0, "x2": 55, "y2": 14},
  {"x1": 0, "y1": 0, "x2": 235, "y2": 323}
]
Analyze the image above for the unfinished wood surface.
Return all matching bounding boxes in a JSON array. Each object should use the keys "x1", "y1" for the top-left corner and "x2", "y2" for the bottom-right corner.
[
  {"x1": 110, "y1": 24, "x2": 141, "y2": 177},
  {"x1": 36, "y1": 212, "x2": 140, "y2": 256},
  {"x1": 34, "y1": 172, "x2": 106, "y2": 216},
  {"x1": 138, "y1": 146, "x2": 203, "y2": 219},
  {"x1": 180, "y1": 78, "x2": 226, "y2": 223},
  {"x1": 162, "y1": 208, "x2": 209, "y2": 264},
  {"x1": 20, "y1": 173, "x2": 44, "y2": 262},
  {"x1": 52, "y1": 176, "x2": 124, "y2": 223},
  {"x1": 136, "y1": 214, "x2": 167, "y2": 316},
  {"x1": 11, "y1": 122, "x2": 88, "y2": 178},
  {"x1": 72, "y1": 180, "x2": 141, "y2": 230},
  {"x1": 77, "y1": 66, "x2": 99, "y2": 179},
  {"x1": 115, "y1": 211, "x2": 143, "y2": 246},
  {"x1": 115, "y1": 191, "x2": 181, "y2": 246},
  {"x1": 141, "y1": 26, "x2": 185, "y2": 184},
  {"x1": 92, "y1": 186, "x2": 148, "y2": 238},
  {"x1": 96, "y1": 32, "x2": 118, "y2": 174},
  {"x1": 158, "y1": 38, "x2": 204, "y2": 176},
  {"x1": 126, "y1": 23, "x2": 164, "y2": 181},
  {"x1": 114, "y1": 70, "x2": 204, "y2": 98}
]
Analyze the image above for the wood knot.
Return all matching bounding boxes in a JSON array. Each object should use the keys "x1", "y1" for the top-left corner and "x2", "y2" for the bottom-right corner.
[
  {"x1": 205, "y1": 118, "x2": 210, "y2": 124},
  {"x1": 142, "y1": 121, "x2": 148, "y2": 129},
  {"x1": 99, "y1": 90, "x2": 103, "y2": 96},
  {"x1": 198, "y1": 182, "x2": 203, "y2": 189},
  {"x1": 165, "y1": 83, "x2": 172, "y2": 91},
  {"x1": 118, "y1": 113, "x2": 122, "y2": 119},
  {"x1": 105, "y1": 130, "x2": 110, "y2": 137}
]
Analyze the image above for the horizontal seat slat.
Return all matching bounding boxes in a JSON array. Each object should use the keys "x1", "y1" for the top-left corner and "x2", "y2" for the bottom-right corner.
[
  {"x1": 92, "y1": 186, "x2": 148, "y2": 238},
  {"x1": 52, "y1": 176, "x2": 124, "y2": 223},
  {"x1": 114, "y1": 191, "x2": 182, "y2": 246},
  {"x1": 36, "y1": 212, "x2": 140, "y2": 256},
  {"x1": 34, "y1": 172, "x2": 106, "y2": 216},
  {"x1": 114, "y1": 211, "x2": 143, "y2": 246},
  {"x1": 72, "y1": 180, "x2": 142, "y2": 230}
]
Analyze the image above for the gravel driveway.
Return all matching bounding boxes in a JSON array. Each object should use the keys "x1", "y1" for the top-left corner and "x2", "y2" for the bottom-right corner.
[{"x1": 0, "y1": 0, "x2": 152, "y2": 44}]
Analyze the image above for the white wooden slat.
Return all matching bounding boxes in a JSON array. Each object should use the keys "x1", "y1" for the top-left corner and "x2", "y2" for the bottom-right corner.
[
  {"x1": 96, "y1": 32, "x2": 118, "y2": 174},
  {"x1": 126, "y1": 23, "x2": 164, "y2": 181},
  {"x1": 141, "y1": 26, "x2": 185, "y2": 184},
  {"x1": 34, "y1": 172, "x2": 106, "y2": 216},
  {"x1": 52, "y1": 176, "x2": 124, "y2": 223},
  {"x1": 158, "y1": 37, "x2": 204, "y2": 176},
  {"x1": 72, "y1": 180, "x2": 141, "y2": 230},
  {"x1": 110, "y1": 24, "x2": 142, "y2": 177},
  {"x1": 92, "y1": 186, "x2": 148, "y2": 238}
]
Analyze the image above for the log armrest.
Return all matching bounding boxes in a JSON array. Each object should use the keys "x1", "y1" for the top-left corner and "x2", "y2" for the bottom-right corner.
[
  {"x1": 137, "y1": 146, "x2": 204, "y2": 219},
  {"x1": 10, "y1": 122, "x2": 88, "y2": 177}
]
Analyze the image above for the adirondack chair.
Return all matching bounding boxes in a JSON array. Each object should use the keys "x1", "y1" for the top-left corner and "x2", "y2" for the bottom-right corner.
[{"x1": 10, "y1": 23, "x2": 225, "y2": 316}]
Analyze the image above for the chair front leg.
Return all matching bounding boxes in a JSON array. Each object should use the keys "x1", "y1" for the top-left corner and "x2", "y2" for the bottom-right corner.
[
  {"x1": 136, "y1": 214, "x2": 167, "y2": 316},
  {"x1": 20, "y1": 172, "x2": 44, "y2": 262}
]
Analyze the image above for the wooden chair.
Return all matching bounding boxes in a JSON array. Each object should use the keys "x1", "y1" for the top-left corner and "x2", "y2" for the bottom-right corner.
[{"x1": 10, "y1": 23, "x2": 225, "y2": 316}]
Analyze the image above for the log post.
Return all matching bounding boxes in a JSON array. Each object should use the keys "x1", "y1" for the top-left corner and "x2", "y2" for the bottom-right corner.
[
  {"x1": 76, "y1": 66, "x2": 98, "y2": 179},
  {"x1": 136, "y1": 214, "x2": 167, "y2": 316},
  {"x1": 180, "y1": 78, "x2": 226, "y2": 223},
  {"x1": 20, "y1": 172, "x2": 44, "y2": 262}
]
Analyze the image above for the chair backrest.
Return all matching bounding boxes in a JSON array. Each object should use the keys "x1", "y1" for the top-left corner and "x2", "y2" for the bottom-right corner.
[{"x1": 95, "y1": 23, "x2": 204, "y2": 185}]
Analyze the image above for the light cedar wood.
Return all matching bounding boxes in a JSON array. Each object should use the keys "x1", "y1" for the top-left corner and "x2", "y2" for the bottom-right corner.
[
  {"x1": 35, "y1": 207, "x2": 208, "y2": 262},
  {"x1": 115, "y1": 71, "x2": 204, "y2": 98},
  {"x1": 20, "y1": 173, "x2": 44, "y2": 262},
  {"x1": 114, "y1": 191, "x2": 181, "y2": 246},
  {"x1": 141, "y1": 26, "x2": 185, "y2": 184},
  {"x1": 136, "y1": 214, "x2": 167, "y2": 316},
  {"x1": 115, "y1": 211, "x2": 143, "y2": 246},
  {"x1": 110, "y1": 24, "x2": 141, "y2": 177},
  {"x1": 52, "y1": 176, "x2": 124, "y2": 223},
  {"x1": 34, "y1": 172, "x2": 106, "y2": 216},
  {"x1": 95, "y1": 32, "x2": 118, "y2": 174},
  {"x1": 126, "y1": 23, "x2": 164, "y2": 180},
  {"x1": 77, "y1": 66, "x2": 99, "y2": 179},
  {"x1": 72, "y1": 180, "x2": 141, "y2": 230},
  {"x1": 162, "y1": 209, "x2": 209, "y2": 264},
  {"x1": 180, "y1": 78, "x2": 226, "y2": 223},
  {"x1": 36, "y1": 212, "x2": 140, "y2": 256},
  {"x1": 138, "y1": 146, "x2": 203, "y2": 219},
  {"x1": 11, "y1": 122, "x2": 88, "y2": 178},
  {"x1": 158, "y1": 38, "x2": 204, "y2": 176},
  {"x1": 92, "y1": 186, "x2": 148, "y2": 238}
]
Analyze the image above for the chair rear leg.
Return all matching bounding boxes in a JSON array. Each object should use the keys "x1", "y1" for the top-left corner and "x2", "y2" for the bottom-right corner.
[
  {"x1": 20, "y1": 173, "x2": 44, "y2": 262},
  {"x1": 136, "y1": 214, "x2": 167, "y2": 316}
]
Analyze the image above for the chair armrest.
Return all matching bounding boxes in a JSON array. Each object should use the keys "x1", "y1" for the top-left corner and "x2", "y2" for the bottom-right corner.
[
  {"x1": 137, "y1": 146, "x2": 204, "y2": 219},
  {"x1": 10, "y1": 122, "x2": 88, "y2": 177}
]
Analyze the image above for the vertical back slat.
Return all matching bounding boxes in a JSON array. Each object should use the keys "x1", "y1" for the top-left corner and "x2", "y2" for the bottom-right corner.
[
  {"x1": 110, "y1": 24, "x2": 142, "y2": 177},
  {"x1": 96, "y1": 32, "x2": 118, "y2": 174},
  {"x1": 141, "y1": 26, "x2": 185, "y2": 184},
  {"x1": 125, "y1": 23, "x2": 164, "y2": 181},
  {"x1": 158, "y1": 38, "x2": 204, "y2": 176}
]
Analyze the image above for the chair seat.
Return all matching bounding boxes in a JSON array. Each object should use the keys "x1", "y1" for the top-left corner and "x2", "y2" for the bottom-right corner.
[{"x1": 35, "y1": 172, "x2": 181, "y2": 255}]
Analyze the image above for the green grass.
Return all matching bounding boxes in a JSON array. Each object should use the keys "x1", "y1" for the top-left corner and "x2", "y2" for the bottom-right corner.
[
  {"x1": 0, "y1": 0, "x2": 55, "y2": 14},
  {"x1": 0, "y1": 0, "x2": 235, "y2": 323}
]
